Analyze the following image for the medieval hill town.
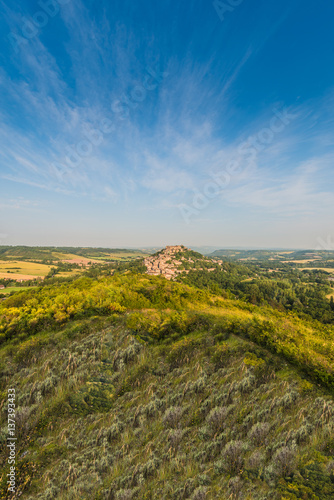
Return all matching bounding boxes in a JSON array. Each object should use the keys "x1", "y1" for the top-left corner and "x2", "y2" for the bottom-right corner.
[{"x1": 144, "y1": 245, "x2": 223, "y2": 279}]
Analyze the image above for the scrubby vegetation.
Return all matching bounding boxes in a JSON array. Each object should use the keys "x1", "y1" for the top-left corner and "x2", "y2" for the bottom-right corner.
[
  {"x1": 177, "y1": 263, "x2": 334, "y2": 324},
  {"x1": 1, "y1": 270, "x2": 334, "y2": 498}
]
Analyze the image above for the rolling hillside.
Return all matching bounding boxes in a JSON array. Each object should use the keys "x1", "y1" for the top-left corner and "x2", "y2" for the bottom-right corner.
[{"x1": 0, "y1": 271, "x2": 334, "y2": 498}]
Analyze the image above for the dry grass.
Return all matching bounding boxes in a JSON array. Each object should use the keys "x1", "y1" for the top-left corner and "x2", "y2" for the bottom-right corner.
[
  {"x1": 0, "y1": 260, "x2": 52, "y2": 280},
  {"x1": 0, "y1": 286, "x2": 33, "y2": 294},
  {"x1": 301, "y1": 267, "x2": 334, "y2": 273},
  {"x1": 283, "y1": 259, "x2": 320, "y2": 264}
]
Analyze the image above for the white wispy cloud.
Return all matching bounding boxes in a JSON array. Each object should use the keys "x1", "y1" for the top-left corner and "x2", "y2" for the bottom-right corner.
[
  {"x1": 0, "y1": 197, "x2": 43, "y2": 210},
  {"x1": 0, "y1": 0, "x2": 333, "y2": 233}
]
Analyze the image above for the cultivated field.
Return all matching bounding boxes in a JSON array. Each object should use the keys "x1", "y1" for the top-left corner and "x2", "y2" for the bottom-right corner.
[
  {"x1": 0, "y1": 260, "x2": 52, "y2": 281},
  {"x1": 0, "y1": 286, "x2": 34, "y2": 294},
  {"x1": 82, "y1": 251, "x2": 149, "y2": 261},
  {"x1": 301, "y1": 267, "x2": 334, "y2": 273},
  {"x1": 283, "y1": 259, "x2": 320, "y2": 264}
]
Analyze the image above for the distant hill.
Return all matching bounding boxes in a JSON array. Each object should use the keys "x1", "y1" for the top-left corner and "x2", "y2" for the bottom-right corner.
[
  {"x1": 0, "y1": 246, "x2": 149, "y2": 263},
  {"x1": 210, "y1": 249, "x2": 334, "y2": 262}
]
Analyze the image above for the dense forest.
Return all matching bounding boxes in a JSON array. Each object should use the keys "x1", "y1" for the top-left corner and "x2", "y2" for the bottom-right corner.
[{"x1": 177, "y1": 261, "x2": 334, "y2": 325}]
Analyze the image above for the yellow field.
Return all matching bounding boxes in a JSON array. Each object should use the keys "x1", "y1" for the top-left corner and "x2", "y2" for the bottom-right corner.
[
  {"x1": 283, "y1": 259, "x2": 320, "y2": 264},
  {"x1": 53, "y1": 251, "x2": 147, "y2": 264},
  {"x1": 57, "y1": 271, "x2": 83, "y2": 278},
  {"x1": 84, "y1": 252, "x2": 148, "y2": 261},
  {"x1": 52, "y1": 252, "x2": 83, "y2": 260},
  {"x1": 0, "y1": 260, "x2": 52, "y2": 281},
  {"x1": 301, "y1": 267, "x2": 334, "y2": 273},
  {"x1": 0, "y1": 286, "x2": 34, "y2": 294}
]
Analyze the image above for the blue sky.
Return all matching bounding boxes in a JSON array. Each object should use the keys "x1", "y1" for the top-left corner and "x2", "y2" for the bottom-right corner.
[{"x1": 0, "y1": 0, "x2": 333, "y2": 248}]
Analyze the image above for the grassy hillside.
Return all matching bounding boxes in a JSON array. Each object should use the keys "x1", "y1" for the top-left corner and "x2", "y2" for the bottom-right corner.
[
  {"x1": 0, "y1": 247, "x2": 149, "y2": 265},
  {"x1": 1, "y1": 274, "x2": 334, "y2": 498}
]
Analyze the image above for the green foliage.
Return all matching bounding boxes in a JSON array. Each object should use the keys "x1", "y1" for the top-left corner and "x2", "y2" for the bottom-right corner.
[
  {"x1": 0, "y1": 313, "x2": 334, "y2": 498},
  {"x1": 0, "y1": 275, "x2": 210, "y2": 346},
  {"x1": 178, "y1": 259, "x2": 334, "y2": 325},
  {"x1": 1, "y1": 273, "x2": 334, "y2": 498}
]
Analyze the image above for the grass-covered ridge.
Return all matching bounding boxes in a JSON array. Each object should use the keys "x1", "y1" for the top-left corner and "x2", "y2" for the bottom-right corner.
[
  {"x1": 0, "y1": 273, "x2": 334, "y2": 498},
  {"x1": 0, "y1": 275, "x2": 209, "y2": 343},
  {"x1": 1, "y1": 274, "x2": 334, "y2": 391}
]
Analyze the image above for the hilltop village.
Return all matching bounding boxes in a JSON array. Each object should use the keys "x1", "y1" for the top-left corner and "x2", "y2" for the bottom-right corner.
[{"x1": 144, "y1": 245, "x2": 223, "y2": 280}]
